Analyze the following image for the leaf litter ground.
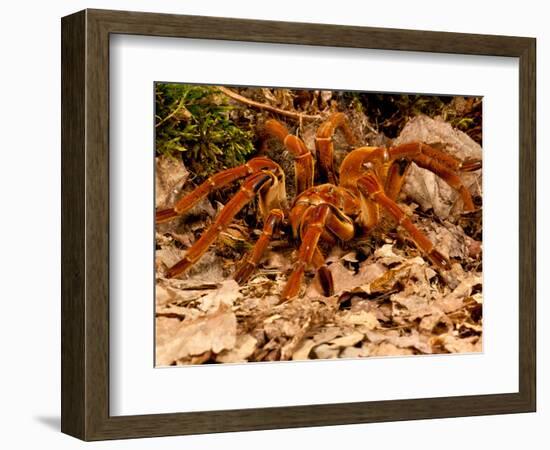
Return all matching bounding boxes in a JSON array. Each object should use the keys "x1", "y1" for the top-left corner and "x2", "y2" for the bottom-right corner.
[{"x1": 155, "y1": 113, "x2": 483, "y2": 366}]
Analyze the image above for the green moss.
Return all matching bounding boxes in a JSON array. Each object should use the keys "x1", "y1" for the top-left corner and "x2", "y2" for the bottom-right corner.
[{"x1": 155, "y1": 84, "x2": 255, "y2": 179}]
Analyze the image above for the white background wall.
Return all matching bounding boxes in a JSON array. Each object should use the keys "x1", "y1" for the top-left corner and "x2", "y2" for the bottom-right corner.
[{"x1": 0, "y1": 1, "x2": 546, "y2": 448}]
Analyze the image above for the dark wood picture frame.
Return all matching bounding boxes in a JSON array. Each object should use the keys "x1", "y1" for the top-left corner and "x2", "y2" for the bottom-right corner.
[{"x1": 61, "y1": 8, "x2": 536, "y2": 441}]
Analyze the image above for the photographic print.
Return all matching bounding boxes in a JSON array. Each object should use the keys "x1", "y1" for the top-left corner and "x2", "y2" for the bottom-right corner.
[{"x1": 154, "y1": 84, "x2": 483, "y2": 366}]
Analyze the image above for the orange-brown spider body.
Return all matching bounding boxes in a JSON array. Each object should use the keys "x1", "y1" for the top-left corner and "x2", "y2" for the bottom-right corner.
[{"x1": 156, "y1": 113, "x2": 481, "y2": 301}]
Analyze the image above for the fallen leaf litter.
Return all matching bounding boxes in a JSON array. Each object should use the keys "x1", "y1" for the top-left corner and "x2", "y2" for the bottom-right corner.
[{"x1": 155, "y1": 115, "x2": 482, "y2": 366}]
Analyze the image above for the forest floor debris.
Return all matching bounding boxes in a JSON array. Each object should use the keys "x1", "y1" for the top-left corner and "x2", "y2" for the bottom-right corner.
[{"x1": 154, "y1": 89, "x2": 483, "y2": 366}]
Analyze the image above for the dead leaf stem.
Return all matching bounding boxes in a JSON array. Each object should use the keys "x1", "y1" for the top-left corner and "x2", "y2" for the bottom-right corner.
[{"x1": 217, "y1": 86, "x2": 322, "y2": 121}]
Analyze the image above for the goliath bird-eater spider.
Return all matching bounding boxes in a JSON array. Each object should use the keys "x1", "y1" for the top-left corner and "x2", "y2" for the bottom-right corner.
[{"x1": 156, "y1": 113, "x2": 481, "y2": 301}]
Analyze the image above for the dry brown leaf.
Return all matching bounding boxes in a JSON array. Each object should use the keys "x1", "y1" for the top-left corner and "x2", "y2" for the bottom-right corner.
[
  {"x1": 262, "y1": 251, "x2": 292, "y2": 272},
  {"x1": 155, "y1": 284, "x2": 179, "y2": 307},
  {"x1": 216, "y1": 334, "x2": 258, "y2": 363},
  {"x1": 328, "y1": 331, "x2": 364, "y2": 347},
  {"x1": 339, "y1": 310, "x2": 380, "y2": 330},
  {"x1": 394, "y1": 115, "x2": 482, "y2": 219},
  {"x1": 313, "y1": 344, "x2": 340, "y2": 359},
  {"x1": 155, "y1": 317, "x2": 181, "y2": 348},
  {"x1": 436, "y1": 334, "x2": 482, "y2": 353},
  {"x1": 156, "y1": 306, "x2": 237, "y2": 366},
  {"x1": 435, "y1": 273, "x2": 482, "y2": 314},
  {"x1": 281, "y1": 320, "x2": 301, "y2": 338},
  {"x1": 156, "y1": 247, "x2": 186, "y2": 271},
  {"x1": 368, "y1": 342, "x2": 415, "y2": 357},
  {"x1": 391, "y1": 292, "x2": 432, "y2": 321},
  {"x1": 174, "y1": 351, "x2": 213, "y2": 366},
  {"x1": 313, "y1": 327, "x2": 341, "y2": 344},
  {"x1": 156, "y1": 279, "x2": 225, "y2": 308},
  {"x1": 349, "y1": 299, "x2": 393, "y2": 323},
  {"x1": 292, "y1": 339, "x2": 317, "y2": 360},
  {"x1": 472, "y1": 293, "x2": 483, "y2": 304},
  {"x1": 366, "y1": 329, "x2": 432, "y2": 354},
  {"x1": 198, "y1": 280, "x2": 242, "y2": 312},
  {"x1": 156, "y1": 304, "x2": 202, "y2": 322},
  {"x1": 341, "y1": 251, "x2": 359, "y2": 263},
  {"x1": 307, "y1": 331, "x2": 366, "y2": 360},
  {"x1": 359, "y1": 256, "x2": 429, "y2": 295},
  {"x1": 167, "y1": 231, "x2": 195, "y2": 248},
  {"x1": 281, "y1": 319, "x2": 311, "y2": 360},
  {"x1": 374, "y1": 244, "x2": 406, "y2": 265},
  {"x1": 155, "y1": 154, "x2": 189, "y2": 208},
  {"x1": 422, "y1": 220, "x2": 470, "y2": 260},
  {"x1": 327, "y1": 260, "x2": 387, "y2": 295},
  {"x1": 340, "y1": 346, "x2": 371, "y2": 359},
  {"x1": 186, "y1": 351, "x2": 213, "y2": 365},
  {"x1": 419, "y1": 312, "x2": 453, "y2": 335}
]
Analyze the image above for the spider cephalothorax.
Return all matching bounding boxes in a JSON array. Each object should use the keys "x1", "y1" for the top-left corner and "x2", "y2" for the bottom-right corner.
[{"x1": 156, "y1": 113, "x2": 481, "y2": 301}]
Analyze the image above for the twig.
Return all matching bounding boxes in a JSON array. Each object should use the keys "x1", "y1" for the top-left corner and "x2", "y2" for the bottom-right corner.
[{"x1": 217, "y1": 86, "x2": 322, "y2": 121}]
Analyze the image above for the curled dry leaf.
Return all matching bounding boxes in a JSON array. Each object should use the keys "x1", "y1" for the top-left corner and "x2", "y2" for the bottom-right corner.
[{"x1": 394, "y1": 115, "x2": 482, "y2": 219}]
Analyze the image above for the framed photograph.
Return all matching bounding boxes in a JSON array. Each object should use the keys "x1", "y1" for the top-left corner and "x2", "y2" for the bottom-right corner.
[{"x1": 61, "y1": 9, "x2": 536, "y2": 441}]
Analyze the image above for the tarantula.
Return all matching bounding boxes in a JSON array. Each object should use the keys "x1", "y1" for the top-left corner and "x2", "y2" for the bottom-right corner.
[{"x1": 156, "y1": 113, "x2": 481, "y2": 301}]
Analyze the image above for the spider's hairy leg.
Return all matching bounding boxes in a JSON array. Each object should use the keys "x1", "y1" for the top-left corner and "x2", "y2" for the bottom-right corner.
[
  {"x1": 281, "y1": 204, "x2": 331, "y2": 301},
  {"x1": 282, "y1": 201, "x2": 355, "y2": 300},
  {"x1": 460, "y1": 158, "x2": 483, "y2": 172},
  {"x1": 357, "y1": 171, "x2": 452, "y2": 271},
  {"x1": 312, "y1": 247, "x2": 334, "y2": 297},
  {"x1": 234, "y1": 209, "x2": 285, "y2": 284},
  {"x1": 264, "y1": 119, "x2": 314, "y2": 194},
  {"x1": 326, "y1": 207, "x2": 355, "y2": 241},
  {"x1": 155, "y1": 157, "x2": 280, "y2": 223},
  {"x1": 385, "y1": 158, "x2": 412, "y2": 201},
  {"x1": 165, "y1": 172, "x2": 274, "y2": 278},
  {"x1": 388, "y1": 142, "x2": 481, "y2": 212},
  {"x1": 315, "y1": 112, "x2": 358, "y2": 184},
  {"x1": 416, "y1": 156, "x2": 477, "y2": 212}
]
